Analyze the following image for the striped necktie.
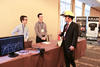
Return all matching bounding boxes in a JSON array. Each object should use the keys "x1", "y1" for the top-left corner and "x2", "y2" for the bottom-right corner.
[{"x1": 65, "y1": 23, "x2": 69, "y2": 32}]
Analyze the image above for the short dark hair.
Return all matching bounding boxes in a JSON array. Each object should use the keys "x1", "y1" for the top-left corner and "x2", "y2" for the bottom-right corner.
[
  {"x1": 65, "y1": 15, "x2": 74, "y2": 20},
  {"x1": 37, "y1": 13, "x2": 43, "y2": 18},
  {"x1": 20, "y1": 15, "x2": 27, "y2": 23}
]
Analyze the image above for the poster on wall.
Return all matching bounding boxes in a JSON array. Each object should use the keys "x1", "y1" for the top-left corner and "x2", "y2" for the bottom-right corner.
[
  {"x1": 76, "y1": 16, "x2": 86, "y2": 37},
  {"x1": 86, "y1": 17, "x2": 99, "y2": 40}
]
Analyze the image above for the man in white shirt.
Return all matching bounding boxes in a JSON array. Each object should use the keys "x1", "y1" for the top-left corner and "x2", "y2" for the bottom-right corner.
[{"x1": 12, "y1": 15, "x2": 29, "y2": 41}]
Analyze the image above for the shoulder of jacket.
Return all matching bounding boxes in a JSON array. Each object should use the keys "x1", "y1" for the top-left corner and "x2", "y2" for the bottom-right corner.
[
  {"x1": 72, "y1": 22, "x2": 78, "y2": 25},
  {"x1": 43, "y1": 22, "x2": 46, "y2": 26},
  {"x1": 43, "y1": 22, "x2": 46, "y2": 24},
  {"x1": 35, "y1": 22, "x2": 39, "y2": 25}
]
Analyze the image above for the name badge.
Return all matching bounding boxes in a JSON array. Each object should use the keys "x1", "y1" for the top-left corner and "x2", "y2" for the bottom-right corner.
[
  {"x1": 41, "y1": 29, "x2": 44, "y2": 32},
  {"x1": 64, "y1": 32, "x2": 66, "y2": 37}
]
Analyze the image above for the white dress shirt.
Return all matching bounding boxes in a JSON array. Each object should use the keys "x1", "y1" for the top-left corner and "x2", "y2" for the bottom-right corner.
[
  {"x1": 12, "y1": 23, "x2": 29, "y2": 41},
  {"x1": 64, "y1": 21, "x2": 72, "y2": 37},
  {"x1": 67, "y1": 21, "x2": 72, "y2": 29}
]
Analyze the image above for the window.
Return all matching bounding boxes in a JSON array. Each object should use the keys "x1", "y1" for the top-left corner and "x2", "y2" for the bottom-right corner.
[
  {"x1": 60, "y1": 0, "x2": 71, "y2": 32},
  {"x1": 85, "y1": 5, "x2": 90, "y2": 16},
  {"x1": 85, "y1": 5, "x2": 90, "y2": 30},
  {"x1": 75, "y1": 0, "x2": 82, "y2": 16}
]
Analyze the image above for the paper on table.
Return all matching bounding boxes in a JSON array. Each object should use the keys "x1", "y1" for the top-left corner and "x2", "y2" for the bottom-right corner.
[
  {"x1": 0, "y1": 50, "x2": 40, "y2": 64},
  {"x1": 28, "y1": 50, "x2": 40, "y2": 54},
  {"x1": 42, "y1": 42, "x2": 51, "y2": 44},
  {"x1": 17, "y1": 50, "x2": 40, "y2": 55},
  {"x1": 57, "y1": 40, "x2": 62, "y2": 47},
  {"x1": 0, "y1": 56, "x2": 13, "y2": 64}
]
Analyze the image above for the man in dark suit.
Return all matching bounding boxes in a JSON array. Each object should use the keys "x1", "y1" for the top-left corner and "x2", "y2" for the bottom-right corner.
[{"x1": 59, "y1": 11, "x2": 79, "y2": 67}]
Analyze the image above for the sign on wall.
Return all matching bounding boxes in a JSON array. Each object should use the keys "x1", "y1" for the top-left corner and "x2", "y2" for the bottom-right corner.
[
  {"x1": 76, "y1": 16, "x2": 86, "y2": 37},
  {"x1": 86, "y1": 17, "x2": 99, "y2": 40}
]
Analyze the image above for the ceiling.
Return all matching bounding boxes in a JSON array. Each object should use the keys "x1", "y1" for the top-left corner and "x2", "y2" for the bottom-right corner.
[{"x1": 79, "y1": 0, "x2": 100, "y2": 11}]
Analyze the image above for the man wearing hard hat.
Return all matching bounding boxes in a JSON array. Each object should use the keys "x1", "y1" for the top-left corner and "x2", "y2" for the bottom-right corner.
[{"x1": 59, "y1": 11, "x2": 79, "y2": 67}]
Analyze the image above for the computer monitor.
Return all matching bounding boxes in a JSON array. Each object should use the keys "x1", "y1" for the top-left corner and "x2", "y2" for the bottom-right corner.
[{"x1": 0, "y1": 35, "x2": 24, "y2": 57}]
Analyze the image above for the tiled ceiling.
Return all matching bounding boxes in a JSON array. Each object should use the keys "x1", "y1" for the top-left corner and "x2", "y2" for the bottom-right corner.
[{"x1": 79, "y1": 0, "x2": 100, "y2": 11}]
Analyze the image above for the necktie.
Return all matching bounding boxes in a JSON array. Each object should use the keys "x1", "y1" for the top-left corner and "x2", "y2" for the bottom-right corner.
[
  {"x1": 64, "y1": 23, "x2": 69, "y2": 40},
  {"x1": 22, "y1": 24, "x2": 24, "y2": 33},
  {"x1": 65, "y1": 23, "x2": 69, "y2": 32}
]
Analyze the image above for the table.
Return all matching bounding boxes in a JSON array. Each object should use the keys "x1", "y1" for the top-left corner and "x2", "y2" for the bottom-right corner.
[
  {"x1": 0, "y1": 38, "x2": 86, "y2": 67},
  {"x1": 74, "y1": 38, "x2": 87, "y2": 59},
  {"x1": 0, "y1": 41, "x2": 65, "y2": 67},
  {"x1": 24, "y1": 41, "x2": 32, "y2": 48}
]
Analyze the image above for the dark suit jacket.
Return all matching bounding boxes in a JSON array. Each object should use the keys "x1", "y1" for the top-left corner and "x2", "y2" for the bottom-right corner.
[{"x1": 60, "y1": 22, "x2": 79, "y2": 49}]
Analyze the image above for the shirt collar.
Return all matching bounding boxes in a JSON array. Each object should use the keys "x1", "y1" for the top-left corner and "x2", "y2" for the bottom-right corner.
[
  {"x1": 38, "y1": 21, "x2": 44, "y2": 24},
  {"x1": 68, "y1": 21, "x2": 72, "y2": 26},
  {"x1": 21, "y1": 23, "x2": 26, "y2": 27}
]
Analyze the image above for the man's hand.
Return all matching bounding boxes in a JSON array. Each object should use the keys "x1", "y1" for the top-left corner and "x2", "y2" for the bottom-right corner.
[
  {"x1": 69, "y1": 46, "x2": 75, "y2": 51},
  {"x1": 24, "y1": 39, "x2": 28, "y2": 42},
  {"x1": 41, "y1": 37, "x2": 46, "y2": 40},
  {"x1": 58, "y1": 31, "x2": 61, "y2": 36}
]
